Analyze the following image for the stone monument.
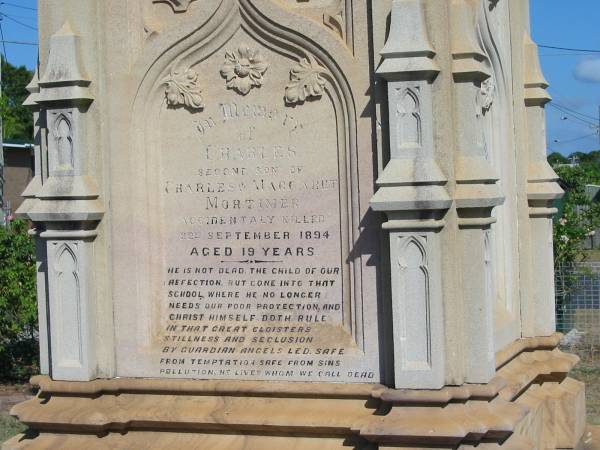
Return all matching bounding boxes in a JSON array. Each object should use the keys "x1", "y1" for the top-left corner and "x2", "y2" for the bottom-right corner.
[{"x1": 4, "y1": 0, "x2": 586, "y2": 448}]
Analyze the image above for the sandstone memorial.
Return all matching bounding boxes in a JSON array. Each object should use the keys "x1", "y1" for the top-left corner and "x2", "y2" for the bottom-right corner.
[{"x1": 4, "y1": 0, "x2": 587, "y2": 449}]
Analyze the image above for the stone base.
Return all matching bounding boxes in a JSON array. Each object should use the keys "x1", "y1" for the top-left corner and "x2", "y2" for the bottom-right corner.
[{"x1": 3, "y1": 335, "x2": 586, "y2": 450}]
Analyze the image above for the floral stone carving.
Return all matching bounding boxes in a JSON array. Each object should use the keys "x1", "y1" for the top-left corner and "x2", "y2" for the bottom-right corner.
[
  {"x1": 220, "y1": 45, "x2": 269, "y2": 95},
  {"x1": 478, "y1": 77, "x2": 495, "y2": 113},
  {"x1": 285, "y1": 55, "x2": 327, "y2": 105},
  {"x1": 163, "y1": 68, "x2": 204, "y2": 110}
]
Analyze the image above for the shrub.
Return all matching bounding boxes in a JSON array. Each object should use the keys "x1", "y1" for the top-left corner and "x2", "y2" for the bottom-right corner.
[
  {"x1": 0, "y1": 219, "x2": 38, "y2": 382},
  {"x1": 554, "y1": 163, "x2": 600, "y2": 267}
]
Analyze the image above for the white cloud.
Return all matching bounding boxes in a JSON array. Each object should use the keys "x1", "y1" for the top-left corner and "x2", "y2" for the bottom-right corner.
[{"x1": 574, "y1": 58, "x2": 600, "y2": 83}]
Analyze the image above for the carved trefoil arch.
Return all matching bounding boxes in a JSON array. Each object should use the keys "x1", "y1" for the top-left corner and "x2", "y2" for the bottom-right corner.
[
  {"x1": 396, "y1": 236, "x2": 432, "y2": 372},
  {"x1": 389, "y1": 231, "x2": 444, "y2": 388},
  {"x1": 395, "y1": 86, "x2": 422, "y2": 150},
  {"x1": 51, "y1": 112, "x2": 75, "y2": 172},
  {"x1": 54, "y1": 243, "x2": 82, "y2": 364},
  {"x1": 47, "y1": 239, "x2": 96, "y2": 381}
]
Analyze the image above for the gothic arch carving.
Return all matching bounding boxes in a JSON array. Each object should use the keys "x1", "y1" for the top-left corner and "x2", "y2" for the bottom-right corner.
[
  {"x1": 396, "y1": 235, "x2": 432, "y2": 371},
  {"x1": 54, "y1": 243, "x2": 83, "y2": 363},
  {"x1": 130, "y1": 0, "x2": 364, "y2": 349},
  {"x1": 395, "y1": 87, "x2": 422, "y2": 149},
  {"x1": 52, "y1": 113, "x2": 75, "y2": 171}
]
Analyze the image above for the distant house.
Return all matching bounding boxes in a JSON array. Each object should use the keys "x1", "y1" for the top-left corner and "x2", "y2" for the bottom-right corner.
[
  {"x1": 1, "y1": 140, "x2": 34, "y2": 223},
  {"x1": 554, "y1": 155, "x2": 581, "y2": 169}
]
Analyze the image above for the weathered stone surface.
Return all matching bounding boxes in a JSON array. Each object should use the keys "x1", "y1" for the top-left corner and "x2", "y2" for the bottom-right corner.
[
  {"x1": 109, "y1": 0, "x2": 380, "y2": 384},
  {"x1": 19, "y1": 0, "x2": 567, "y2": 387},
  {"x1": 4, "y1": 337, "x2": 585, "y2": 449},
  {"x1": 5, "y1": 0, "x2": 586, "y2": 448}
]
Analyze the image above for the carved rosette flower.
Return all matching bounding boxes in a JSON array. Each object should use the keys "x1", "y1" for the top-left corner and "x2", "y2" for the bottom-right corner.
[
  {"x1": 220, "y1": 45, "x2": 269, "y2": 95},
  {"x1": 285, "y1": 56, "x2": 327, "y2": 105},
  {"x1": 163, "y1": 68, "x2": 204, "y2": 110}
]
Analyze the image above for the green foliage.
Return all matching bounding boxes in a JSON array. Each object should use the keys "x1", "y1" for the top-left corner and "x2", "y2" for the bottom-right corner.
[
  {"x1": 0, "y1": 57, "x2": 34, "y2": 141},
  {"x1": 0, "y1": 414, "x2": 26, "y2": 443},
  {"x1": 553, "y1": 157, "x2": 600, "y2": 331},
  {"x1": 548, "y1": 152, "x2": 569, "y2": 166},
  {"x1": 553, "y1": 164, "x2": 600, "y2": 266},
  {"x1": 0, "y1": 220, "x2": 38, "y2": 382}
]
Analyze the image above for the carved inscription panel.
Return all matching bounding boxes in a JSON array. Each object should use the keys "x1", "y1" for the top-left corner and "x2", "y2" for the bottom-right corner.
[{"x1": 121, "y1": 28, "x2": 378, "y2": 383}]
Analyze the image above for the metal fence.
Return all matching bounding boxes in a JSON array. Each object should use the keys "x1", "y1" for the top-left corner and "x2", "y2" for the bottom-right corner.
[{"x1": 556, "y1": 262, "x2": 600, "y2": 357}]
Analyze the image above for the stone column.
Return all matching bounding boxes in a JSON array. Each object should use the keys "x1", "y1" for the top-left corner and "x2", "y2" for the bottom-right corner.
[
  {"x1": 17, "y1": 71, "x2": 52, "y2": 375},
  {"x1": 18, "y1": 23, "x2": 104, "y2": 381},
  {"x1": 370, "y1": 0, "x2": 451, "y2": 390},
  {"x1": 450, "y1": 0, "x2": 504, "y2": 384},
  {"x1": 521, "y1": 32, "x2": 563, "y2": 337},
  {"x1": 19, "y1": 69, "x2": 44, "y2": 216}
]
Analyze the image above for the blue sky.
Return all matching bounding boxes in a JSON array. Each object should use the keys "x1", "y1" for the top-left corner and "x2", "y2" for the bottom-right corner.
[
  {"x1": 0, "y1": 1, "x2": 37, "y2": 69},
  {"x1": 1, "y1": 0, "x2": 599, "y2": 156},
  {"x1": 531, "y1": 0, "x2": 600, "y2": 156}
]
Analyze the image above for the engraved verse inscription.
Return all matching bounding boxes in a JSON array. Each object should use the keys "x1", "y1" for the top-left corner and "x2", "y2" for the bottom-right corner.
[{"x1": 157, "y1": 76, "x2": 373, "y2": 382}]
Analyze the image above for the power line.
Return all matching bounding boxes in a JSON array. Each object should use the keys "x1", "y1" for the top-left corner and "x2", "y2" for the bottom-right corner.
[
  {"x1": 0, "y1": 39, "x2": 36, "y2": 46},
  {"x1": 551, "y1": 106, "x2": 597, "y2": 126},
  {"x1": 549, "y1": 108, "x2": 596, "y2": 128},
  {"x1": 553, "y1": 103, "x2": 599, "y2": 122},
  {"x1": 553, "y1": 133, "x2": 597, "y2": 145},
  {"x1": 549, "y1": 104, "x2": 598, "y2": 128},
  {"x1": 0, "y1": 2, "x2": 36, "y2": 11},
  {"x1": 2, "y1": 12, "x2": 36, "y2": 21},
  {"x1": 0, "y1": 19, "x2": 8, "y2": 62},
  {"x1": 0, "y1": 12, "x2": 36, "y2": 31},
  {"x1": 540, "y1": 53, "x2": 598, "y2": 57},
  {"x1": 0, "y1": 39, "x2": 37, "y2": 47},
  {"x1": 539, "y1": 44, "x2": 600, "y2": 53}
]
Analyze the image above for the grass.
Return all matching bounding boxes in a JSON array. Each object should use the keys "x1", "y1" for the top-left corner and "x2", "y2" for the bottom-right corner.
[
  {"x1": 0, "y1": 414, "x2": 25, "y2": 444},
  {"x1": 0, "y1": 384, "x2": 32, "y2": 445},
  {"x1": 571, "y1": 359, "x2": 600, "y2": 425},
  {"x1": 583, "y1": 249, "x2": 600, "y2": 262}
]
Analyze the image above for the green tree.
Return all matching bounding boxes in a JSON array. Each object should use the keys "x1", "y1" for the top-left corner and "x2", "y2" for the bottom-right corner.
[
  {"x1": 553, "y1": 164, "x2": 600, "y2": 266},
  {"x1": 1, "y1": 57, "x2": 34, "y2": 141},
  {"x1": 553, "y1": 159, "x2": 600, "y2": 331},
  {"x1": 548, "y1": 152, "x2": 569, "y2": 166},
  {"x1": 0, "y1": 220, "x2": 38, "y2": 382}
]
